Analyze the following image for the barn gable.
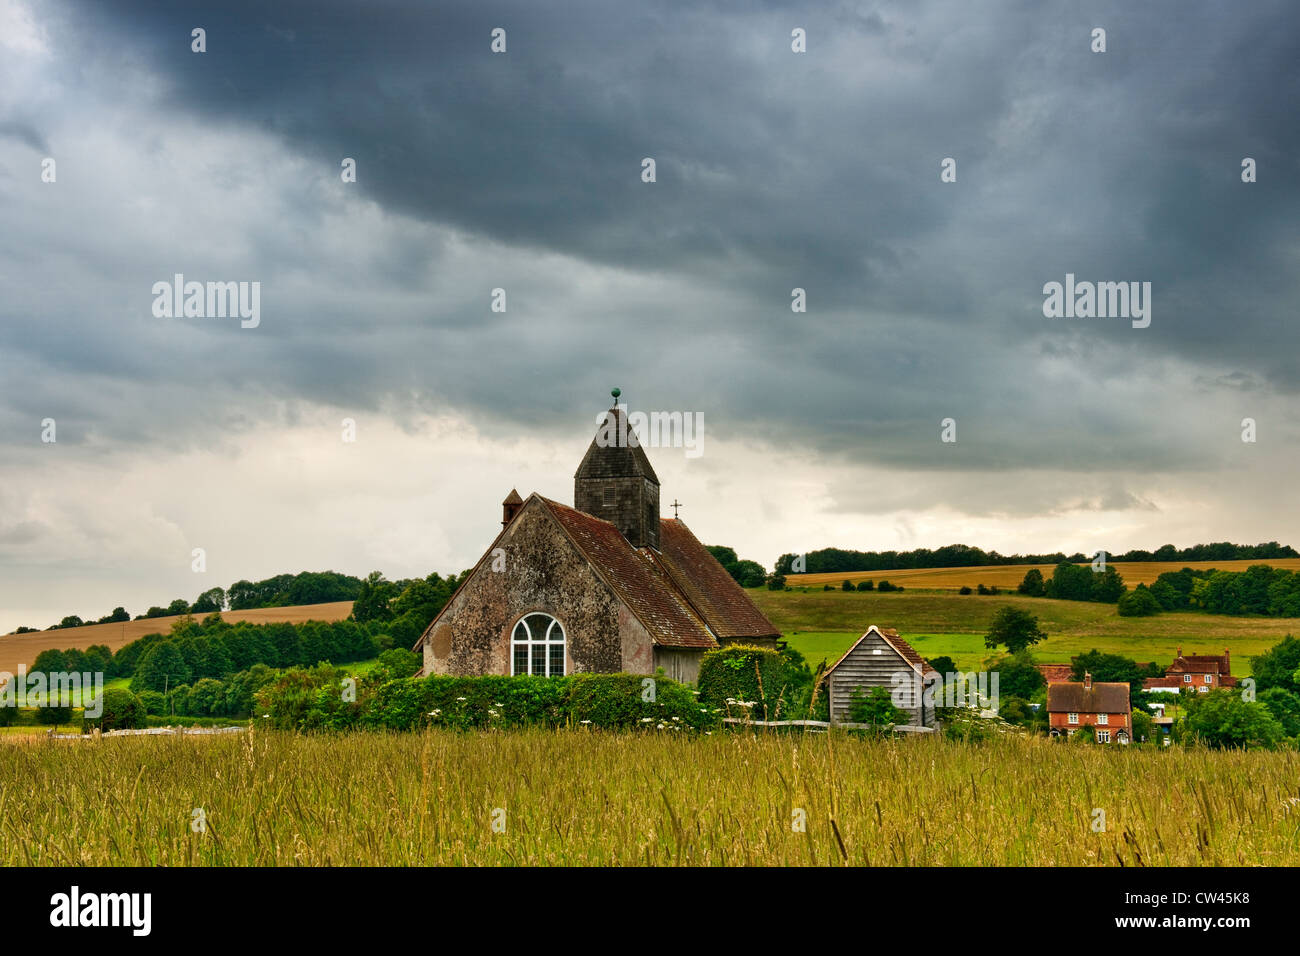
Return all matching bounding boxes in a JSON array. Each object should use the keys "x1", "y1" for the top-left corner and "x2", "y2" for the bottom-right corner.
[{"x1": 822, "y1": 625, "x2": 934, "y2": 726}]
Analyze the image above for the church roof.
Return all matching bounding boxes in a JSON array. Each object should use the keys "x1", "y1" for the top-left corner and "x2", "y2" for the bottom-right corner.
[
  {"x1": 539, "y1": 497, "x2": 716, "y2": 648},
  {"x1": 654, "y1": 519, "x2": 781, "y2": 641},
  {"x1": 574, "y1": 406, "x2": 660, "y2": 484}
]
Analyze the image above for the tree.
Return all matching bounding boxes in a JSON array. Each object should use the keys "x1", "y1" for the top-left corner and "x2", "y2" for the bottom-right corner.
[
  {"x1": 991, "y1": 651, "x2": 1046, "y2": 699},
  {"x1": 130, "y1": 641, "x2": 192, "y2": 693},
  {"x1": 165, "y1": 599, "x2": 190, "y2": 616},
  {"x1": 1130, "y1": 707, "x2": 1155, "y2": 743},
  {"x1": 1070, "y1": 649, "x2": 1146, "y2": 699},
  {"x1": 1182, "y1": 690, "x2": 1284, "y2": 748},
  {"x1": 31, "y1": 649, "x2": 67, "y2": 673},
  {"x1": 841, "y1": 579, "x2": 854, "y2": 592},
  {"x1": 352, "y1": 571, "x2": 398, "y2": 623},
  {"x1": 765, "y1": 571, "x2": 786, "y2": 591},
  {"x1": 1046, "y1": 562, "x2": 1093, "y2": 601},
  {"x1": 57, "y1": 615, "x2": 85, "y2": 629},
  {"x1": 86, "y1": 689, "x2": 146, "y2": 732},
  {"x1": 191, "y1": 587, "x2": 226, "y2": 614},
  {"x1": 188, "y1": 678, "x2": 227, "y2": 717},
  {"x1": 984, "y1": 606, "x2": 1046, "y2": 654},
  {"x1": 927, "y1": 655, "x2": 957, "y2": 676},
  {"x1": 1118, "y1": 584, "x2": 1162, "y2": 617},
  {"x1": 847, "y1": 686, "x2": 910, "y2": 734},
  {"x1": 1251, "y1": 635, "x2": 1300, "y2": 693},
  {"x1": 1091, "y1": 566, "x2": 1127, "y2": 603},
  {"x1": 1259, "y1": 687, "x2": 1300, "y2": 738},
  {"x1": 98, "y1": 607, "x2": 130, "y2": 624},
  {"x1": 1017, "y1": 568, "x2": 1046, "y2": 596},
  {"x1": 856, "y1": 580, "x2": 873, "y2": 591}
]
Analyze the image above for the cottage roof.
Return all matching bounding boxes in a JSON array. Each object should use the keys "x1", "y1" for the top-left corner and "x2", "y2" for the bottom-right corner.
[
  {"x1": 823, "y1": 625, "x2": 935, "y2": 677},
  {"x1": 1046, "y1": 680, "x2": 1130, "y2": 714},
  {"x1": 1169, "y1": 654, "x2": 1229, "y2": 674}
]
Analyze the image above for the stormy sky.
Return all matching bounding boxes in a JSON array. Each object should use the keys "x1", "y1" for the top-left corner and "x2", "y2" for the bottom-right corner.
[{"x1": 1, "y1": 0, "x2": 1298, "y2": 631}]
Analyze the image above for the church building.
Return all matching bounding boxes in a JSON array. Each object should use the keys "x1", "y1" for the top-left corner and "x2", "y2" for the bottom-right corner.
[{"x1": 414, "y1": 393, "x2": 781, "y2": 683}]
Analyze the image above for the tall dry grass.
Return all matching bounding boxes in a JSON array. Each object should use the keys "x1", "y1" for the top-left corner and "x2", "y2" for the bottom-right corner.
[{"x1": 1, "y1": 729, "x2": 1296, "y2": 865}]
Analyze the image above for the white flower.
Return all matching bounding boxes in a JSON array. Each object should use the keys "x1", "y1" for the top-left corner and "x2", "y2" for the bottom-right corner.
[
  {"x1": 456, "y1": 696, "x2": 467, "y2": 701},
  {"x1": 657, "y1": 723, "x2": 665, "y2": 729},
  {"x1": 640, "y1": 717, "x2": 653, "y2": 723},
  {"x1": 580, "y1": 719, "x2": 591, "y2": 725},
  {"x1": 671, "y1": 716, "x2": 680, "y2": 721}
]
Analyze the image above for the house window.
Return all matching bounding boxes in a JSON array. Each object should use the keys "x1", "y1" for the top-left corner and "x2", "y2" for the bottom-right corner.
[
  {"x1": 1204, "y1": 674, "x2": 1212, "y2": 684},
  {"x1": 1096, "y1": 713, "x2": 1108, "y2": 725},
  {"x1": 1097, "y1": 730, "x2": 1111, "y2": 743},
  {"x1": 1183, "y1": 674, "x2": 1192, "y2": 683},
  {"x1": 1197, "y1": 685, "x2": 1208, "y2": 693},
  {"x1": 1068, "y1": 713, "x2": 1078, "y2": 724},
  {"x1": 511, "y1": 613, "x2": 566, "y2": 677}
]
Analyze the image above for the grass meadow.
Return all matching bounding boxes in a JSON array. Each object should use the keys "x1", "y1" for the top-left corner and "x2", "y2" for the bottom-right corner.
[{"x1": 2, "y1": 728, "x2": 1297, "y2": 866}]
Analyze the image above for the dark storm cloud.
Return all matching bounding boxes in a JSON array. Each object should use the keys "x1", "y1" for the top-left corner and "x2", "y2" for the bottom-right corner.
[{"x1": 3, "y1": 0, "x2": 1299, "y2": 473}]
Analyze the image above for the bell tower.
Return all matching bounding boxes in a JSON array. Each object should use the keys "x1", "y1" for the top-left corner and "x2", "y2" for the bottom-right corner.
[{"x1": 574, "y1": 388, "x2": 661, "y2": 549}]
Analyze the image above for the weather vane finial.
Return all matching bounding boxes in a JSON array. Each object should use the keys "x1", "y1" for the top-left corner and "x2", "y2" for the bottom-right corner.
[{"x1": 611, "y1": 386, "x2": 621, "y2": 406}]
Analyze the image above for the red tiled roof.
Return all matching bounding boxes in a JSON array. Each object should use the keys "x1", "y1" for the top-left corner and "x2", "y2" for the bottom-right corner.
[
  {"x1": 653, "y1": 519, "x2": 780, "y2": 641},
  {"x1": 540, "y1": 497, "x2": 718, "y2": 649},
  {"x1": 1037, "y1": 664, "x2": 1074, "y2": 682},
  {"x1": 1170, "y1": 654, "x2": 1229, "y2": 674}
]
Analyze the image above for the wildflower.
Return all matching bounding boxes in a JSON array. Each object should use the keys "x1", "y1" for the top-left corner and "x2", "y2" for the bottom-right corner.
[
  {"x1": 657, "y1": 723, "x2": 665, "y2": 729},
  {"x1": 456, "y1": 696, "x2": 467, "y2": 701},
  {"x1": 671, "y1": 716, "x2": 680, "y2": 722},
  {"x1": 580, "y1": 719, "x2": 591, "y2": 725},
  {"x1": 640, "y1": 717, "x2": 653, "y2": 723}
]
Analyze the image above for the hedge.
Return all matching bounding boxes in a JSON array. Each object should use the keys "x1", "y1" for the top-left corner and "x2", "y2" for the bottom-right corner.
[
  {"x1": 257, "y1": 667, "x2": 721, "y2": 733},
  {"x1": 696, "y1": 644, "x2": 791, "y2": 720}
]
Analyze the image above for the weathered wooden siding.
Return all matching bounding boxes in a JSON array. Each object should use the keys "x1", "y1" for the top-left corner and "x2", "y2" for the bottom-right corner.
[{"x1": 827, "y1": 630, "x2": 926, "y2": 726}]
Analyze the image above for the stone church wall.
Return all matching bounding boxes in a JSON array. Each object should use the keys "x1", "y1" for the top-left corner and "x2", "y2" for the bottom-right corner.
[{"x1": 424, "y1": 502, "x2": 634, "y2": 676}]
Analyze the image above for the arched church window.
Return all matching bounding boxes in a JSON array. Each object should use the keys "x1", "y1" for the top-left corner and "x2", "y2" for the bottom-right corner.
[{"x1": 511, "y1": 613, "x2": 566, "y2": 677}]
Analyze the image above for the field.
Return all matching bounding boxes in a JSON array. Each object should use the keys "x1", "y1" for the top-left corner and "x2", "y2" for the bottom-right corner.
[
  {"x1": 788, "y1": 558, "x2": 1300, "y2": 591},
  {"x1": 1, "y1": 729, "x2": 1295, "y2": 865},
  {"x1": 0, "y1": 602, "x2": 354, "y2": 674},
  {"x1": 752, "y1": 589, "x2": 1300, "y2": 675}
]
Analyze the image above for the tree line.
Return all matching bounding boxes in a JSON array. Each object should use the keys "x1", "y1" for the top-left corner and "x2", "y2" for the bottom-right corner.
[
  {"x1": 774, "y1": 541, "x2": 1297, "y2": 575},
  {"x1": 12, "y1": 570, "x2": 368, "y2": 634},
  {"x1": 1016, "y1": 562, "x2": 1300, "y2": 618}
]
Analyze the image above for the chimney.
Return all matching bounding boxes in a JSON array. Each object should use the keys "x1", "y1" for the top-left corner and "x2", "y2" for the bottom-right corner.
[
  {"x1": 1223, "y1": 647, "x2": 1230, "y2": 671},
  {"x1": 1176, "y1": 645, "x2": 1182, "y2": 659},
  {"x1": 1084, "y1": 671, "x2": 1092, "y2": 691},
  {"x1": 502, "y1": 488, "x2": 523, "y2": 527}
]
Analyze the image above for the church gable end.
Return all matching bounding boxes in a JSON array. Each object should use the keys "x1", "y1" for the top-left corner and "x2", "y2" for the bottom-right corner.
[{"x1": 419, "y1": 496, "x2": 630, "y2": 677}]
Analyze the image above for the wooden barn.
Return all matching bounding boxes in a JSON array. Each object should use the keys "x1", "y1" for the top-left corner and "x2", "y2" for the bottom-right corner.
[{"x1": 821, "y1": 625, "x2": 935, "y2": 727}]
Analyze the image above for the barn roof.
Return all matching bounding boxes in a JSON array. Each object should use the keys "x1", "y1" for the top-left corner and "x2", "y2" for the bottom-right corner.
[
  {"x1": 1046, "y1": 680, "x2": 1130, "y2": 714},
  {"x1": 823, "y1": 625, "x2": 935, "y2": 677}
]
